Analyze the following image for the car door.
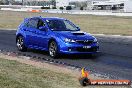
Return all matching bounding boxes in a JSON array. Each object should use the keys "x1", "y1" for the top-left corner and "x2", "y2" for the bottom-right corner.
[
  {"x1": 26, "y1": 18, "x2": 49, "y2": 49},
  {"x1": 34, "y1": 18, "x2": 49, "y2": 49},
  {"x1": 24, "y1": 18, "x2": 40, "y2": 48}
]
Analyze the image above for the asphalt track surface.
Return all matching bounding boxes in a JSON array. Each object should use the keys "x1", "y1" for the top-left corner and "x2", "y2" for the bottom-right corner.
[{"x1": 0, "y1": 29, "x2": 132, "y2": 81}]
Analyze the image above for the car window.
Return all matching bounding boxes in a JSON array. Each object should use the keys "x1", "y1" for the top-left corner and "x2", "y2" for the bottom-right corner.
[
  {"x1": 23, "y1": 18, "x2": 29, "y2": 27},
  {"x1": 37, "y1": 19, "x2": 45, "y2": 29},
  {"x1": 64, "y1": 20, "x2": 76, "y2": 30},
  {"x1": 28, "y1": 18, "x2": 38, "y2": 28},
  {"x1": 47, "y1": 20, "x2": 66, "y2": 30},
  {"x1": 47, "y1": 19, "x2": 78, "y2": 31}
]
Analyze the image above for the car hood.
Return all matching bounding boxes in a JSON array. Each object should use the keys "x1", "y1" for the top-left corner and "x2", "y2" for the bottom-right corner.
[{"x1": 53, "y1": 31, "x2": 95, "y2": 40}]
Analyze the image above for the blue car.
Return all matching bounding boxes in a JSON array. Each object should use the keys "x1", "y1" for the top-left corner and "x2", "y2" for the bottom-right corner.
[{"x1": 16, "y1": 16, "x2": 99, "y2": 58}]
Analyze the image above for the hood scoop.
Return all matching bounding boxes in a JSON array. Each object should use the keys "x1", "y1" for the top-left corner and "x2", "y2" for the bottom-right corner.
[{"x1": 72, "y1": 31, "x2": 85, "y2": 35}]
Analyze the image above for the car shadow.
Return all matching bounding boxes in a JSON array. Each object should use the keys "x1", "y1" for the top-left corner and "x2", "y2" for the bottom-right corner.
[{"x1": 28, "y1": 48, "x2": 101, "y2": 60}]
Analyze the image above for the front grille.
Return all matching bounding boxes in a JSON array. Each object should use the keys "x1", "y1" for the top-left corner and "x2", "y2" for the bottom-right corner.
[
  {"x1": 76, "y1": 40, "x2": 93, "y2": 45},
  {"x1": 76, "y1": 47, "x2": 97, "y2": 52}
]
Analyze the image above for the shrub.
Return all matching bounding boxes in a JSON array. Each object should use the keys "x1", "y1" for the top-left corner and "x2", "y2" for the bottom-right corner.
[
  {"x1": 59, "y1": 7, "x2": 64, "y2": 10},
  {"x1": 41, "y1": 6, "x2": 50, "y2": 9},
  {"x1": 66, "y1": 6, "x2": 72, "y2": 10},
  {"x1": 52, "y1": 7, "x2": 57, "y2": 9}
]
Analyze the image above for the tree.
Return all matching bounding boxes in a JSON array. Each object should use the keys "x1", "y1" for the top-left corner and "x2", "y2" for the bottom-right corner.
[
  {"x1": 59, "y1": 7, "x2": 64, "y2": 10},
  {"x1": 80, "y1": 7, "x2": 83, "y2": 10},
  {"x1": 0, "y1": 1, "x2": 4, "y2": 5},
  {"x1": 1, "y1": 0, "x2": 9, "y2": 5},
  {"x1": 51, "y1": 0, "x2": 56, "y2": 7},
  {"x1": 9, "y1": 0, "x2": 15, "y2": 5}
]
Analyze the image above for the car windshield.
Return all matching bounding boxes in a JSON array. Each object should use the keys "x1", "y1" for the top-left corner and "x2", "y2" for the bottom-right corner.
[{"x1": 46, "y1": 19, "x2": 78, "y2": 31}]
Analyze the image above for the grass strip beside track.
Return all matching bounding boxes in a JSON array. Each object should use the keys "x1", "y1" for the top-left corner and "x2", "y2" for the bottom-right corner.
[
  {"x1": 0, "y1": 11, "x2": 132, "y2": 35},
  {"x1": 0, "y1": 53, "x2": 130, "y2": 88},
  {"x1": 0, "y1": 58, "x2": 81, "y2": 88}
]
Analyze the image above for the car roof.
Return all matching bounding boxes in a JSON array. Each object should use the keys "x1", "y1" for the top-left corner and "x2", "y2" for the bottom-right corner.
[
  {"x1": 30, "y1": 16, "x2": 66, "y2": 20},
  {"x1": 45, "y1": 17, "x2": 66, "y2": 20}
]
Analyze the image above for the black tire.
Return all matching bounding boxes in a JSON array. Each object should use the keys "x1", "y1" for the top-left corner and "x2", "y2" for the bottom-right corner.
[
  {"x1": 49, "y1": 41, "x2": 58, "y2": 58},
  {"x1": 16, "y1": 36, "x2": 27, "y2": 52},
  {"x1": 79, "y1": 77, "x2": 91, "y2": 86}
]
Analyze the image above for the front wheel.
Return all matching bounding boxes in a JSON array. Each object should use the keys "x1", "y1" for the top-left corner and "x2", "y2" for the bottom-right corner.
[
  {"x1": 16, "y1": 36, "x2": 27, "y2": 52},
  {"x1": 49, "y1": 41, "x2": 58, "y2": 58}
]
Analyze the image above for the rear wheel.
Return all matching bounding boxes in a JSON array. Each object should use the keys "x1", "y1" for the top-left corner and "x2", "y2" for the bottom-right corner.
[
  {"x1": 16, "y1": 36, "x2": 27, "y2": 52},
  {"x1": 49, "y1": 41, "x2": 58, "y2": 58}
]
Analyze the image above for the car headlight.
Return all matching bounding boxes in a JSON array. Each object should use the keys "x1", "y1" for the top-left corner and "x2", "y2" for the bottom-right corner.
[
  {"x1": 93, "y1": 38, "x2": 97, "y2": 42},
  {"x1": 64, "y1": 38, "x2": 76, "y2": 43}
]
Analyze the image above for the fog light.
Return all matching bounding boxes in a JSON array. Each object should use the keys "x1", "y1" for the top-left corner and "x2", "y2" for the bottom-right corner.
[
  {"x1": 69, "y1": 49, "x2": 72, "y2": 51},
  {"x1": 68, "y1": 47, "x2": 72, "y2": 51}
]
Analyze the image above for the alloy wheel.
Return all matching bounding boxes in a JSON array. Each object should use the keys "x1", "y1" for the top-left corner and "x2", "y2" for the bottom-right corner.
[
  {"x1": 16, "y1": 36, "x2": 27, "y2": 51},
  {"x1": 49, "y1": 41, "x2": 57, "y2": 58}
]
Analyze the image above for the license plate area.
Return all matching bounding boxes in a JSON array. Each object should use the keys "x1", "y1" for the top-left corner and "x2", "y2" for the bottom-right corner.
[{"x1": 83, "y1": 46, "x2": 91, "y2": 49}]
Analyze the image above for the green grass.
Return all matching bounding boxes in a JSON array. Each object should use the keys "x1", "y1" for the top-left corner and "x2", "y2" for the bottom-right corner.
[
  {"x1": 0, "y1": 11, "x2": 132, "y2": 35},
  {"x1": 0, "y1": 58, "x2": 81, "y2": 88},
  {"x1": 0, "y1": 57, "x2": 130, "y2": 88}
]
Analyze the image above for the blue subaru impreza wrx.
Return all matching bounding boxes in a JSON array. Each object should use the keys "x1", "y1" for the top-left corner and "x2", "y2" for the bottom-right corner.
[{"x1": 16, "y1": 16, "x2": 99, "y2": 58}]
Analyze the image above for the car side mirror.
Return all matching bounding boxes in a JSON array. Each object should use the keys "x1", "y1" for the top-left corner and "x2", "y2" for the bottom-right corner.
[
  {"x1": 39, "y1": 26, "x2": 47, "y2": 31},
  {"x1": 76, "y1": 26, "x2": 80, "y2": 31}
]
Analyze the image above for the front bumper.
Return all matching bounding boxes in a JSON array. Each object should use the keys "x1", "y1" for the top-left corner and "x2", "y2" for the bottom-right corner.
[{"x1": 59, "y1": 42, "x2": 99, "y2": 54}]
